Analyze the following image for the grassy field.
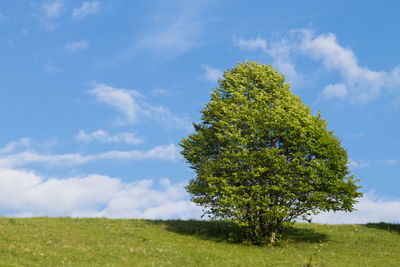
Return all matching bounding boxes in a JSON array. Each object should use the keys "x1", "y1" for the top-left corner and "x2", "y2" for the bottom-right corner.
[{"x1": 0, "y1": 217, "x2": 399, "y2": 266}]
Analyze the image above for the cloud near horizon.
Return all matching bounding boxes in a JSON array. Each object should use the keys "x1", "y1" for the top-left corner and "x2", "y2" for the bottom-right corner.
[
  {"x1": 0, "y1": 168, "x2": 201, "y2": 219},
  {"x1": 1, "y1": 167, "x2": 399, "y2": 224},
  {"x1": 312, "y1": 192, "x2": 400, "y2": 224}
]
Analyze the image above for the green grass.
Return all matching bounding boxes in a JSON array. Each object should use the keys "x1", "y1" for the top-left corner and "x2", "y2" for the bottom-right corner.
[{"x1": 0, "y1": 217, "x2": 399, "y2": 266}]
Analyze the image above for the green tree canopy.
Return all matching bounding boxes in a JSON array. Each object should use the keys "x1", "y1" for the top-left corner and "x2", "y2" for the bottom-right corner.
[{"x1": 180, "y1": 61, "x2": 362, "y2": 245}]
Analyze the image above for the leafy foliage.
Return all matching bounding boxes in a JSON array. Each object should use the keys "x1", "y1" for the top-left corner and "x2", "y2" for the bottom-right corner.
[{"x1": 180, "y1": 61, "x2": 362, "y2": 244}]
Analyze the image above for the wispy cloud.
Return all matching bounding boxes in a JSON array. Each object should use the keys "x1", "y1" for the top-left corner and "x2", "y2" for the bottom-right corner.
[
  {"x1": 349, "y1": 159, "x2": 369, "y2": 169},
  {"x1": 37, "y1": 0, "x2": 64, "y2": 30},
  {"x1": 202, "y1": 65, "x2": 223, "y2": 82},
  {"x1": 235, "y1": 29, "x2": 400, "y2": 103},
  {"x1": 0, "y1": 169, "x2": 201, "y2": 219},
  {"x1": 320, "y1": 83, "x2": 348, "y2": 99},
  {"x1": 0, "y1": 137, "x2": 59, "y2": 155},
  {"x1": 376, "y1": 159, "x2": 398, "y2": 166},
  {"x1": 0, "y1": 138, "x2": 31, "y2": 154},
  {"x1": 349, "y1": 158, "x2": 398, "y2": 169},
  {"x1": 0, "y1": 144, "x2": 179, "y2": 168},
  {"x1": 151, "y1": 88, "x2": 174, "y2": 97},
  {"x1": 234, "y1": 35, "x2": 302, "y2": 87},
  {"x1": 88, "y1": 83, "x2": 142, "y2": 125},
  {"x1": 141, "y1": 103, "x2": 192, "y2": 131},
  {"x1": 137, "y1": 16, "x2": 202, "y2": 58},
  {"x1": 44, "y1": 62, "x2": 63, "y2": 73},
  {"x1": 348, "y1": 132, "x2": 366, "y2": 138},
  {"x1": 76, "y1": 129, "x2": 143, "y2": 145},
  {"x1": 65, "y1": 40, "x2": 89, "y2": 53},
  {"x1": 42, "y1": 0, "x2": 64, "y2": 18},
  {"x1": 234, "y1": 36, "x2": 267, "y2": 51},
  {"x1": 112, "y1": 1, "x2": 209, "y2": 65},
  {"x1": 88, "y1": 83, "x2": 192, "y2": 130},
  {"x1": 72, "y1": 1, "x2": 101, "y2": 21}
]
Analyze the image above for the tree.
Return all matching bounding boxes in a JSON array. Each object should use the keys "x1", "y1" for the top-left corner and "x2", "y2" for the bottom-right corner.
[{"x1": 180, "y1": 61, "x2": 362, "y2": 245}]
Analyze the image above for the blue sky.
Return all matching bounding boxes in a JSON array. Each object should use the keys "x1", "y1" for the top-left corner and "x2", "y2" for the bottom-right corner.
[{"x1": 1, "y1": 0, "x2": 400, "y2": 223}]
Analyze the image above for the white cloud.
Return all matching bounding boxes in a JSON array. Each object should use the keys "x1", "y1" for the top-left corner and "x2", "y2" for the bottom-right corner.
[
  {"x1": 96, "y1": 144, "x2": 179, "y2": 162},
  {"x1": 299, "y1": 30, "x2": 389, "y2": 102},
  {"x1": 2, "y1": 168, "x2": 399, "y2": 223},
  {"x1": 88, "y1": 83, "x2": 142, "y2": 124},
  {"x1": 349, "y1": 159, "x2": 369, "y2": 169},
  {"x1": 234, "y1": 36, "x2": 267, "y2": 51},
  {"x1": 76, "y1": 129, "x2": 143, "y2": 145},
  {"x1": 0, "y1": 151, "x2": 89, "y2": 168},
  {"x1": 321, "y1": 83, "x2": 348, "y2": 99},
  {"x1": 0, "y1": 144, "x2": 179, "y2": 168},
  {"x1": 300, "y1": 32, "x2": 357, "y2": 71},
  {"x1": 72, "y1": 1, "x2": 101, "y2": 21},
  {"x1": 312, "y1": 192, "x2": 400, "y2": 224},
  {"x1": 235, "y1": 30, "x2": 400, "y2": 103},
  {"x1": 202, "y1": 65, "x2": 223, "y2": 82},
  {"x1": 65, "y1": 40, "x2": 89, "y2": 54},
  {"x1": 88, "y1": 83, "x2": 192, "y2": 130},
  {"x1": 0, "y1": 138, "x2": 31, "y2": 154},
  {"x1": 0, "y1": 168, "x2": 202, "y2": 219}
]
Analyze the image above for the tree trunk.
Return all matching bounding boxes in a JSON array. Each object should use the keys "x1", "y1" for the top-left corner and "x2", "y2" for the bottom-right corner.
[{"x1": 269, "y1": 229, "x2": 277, "y2": 245}]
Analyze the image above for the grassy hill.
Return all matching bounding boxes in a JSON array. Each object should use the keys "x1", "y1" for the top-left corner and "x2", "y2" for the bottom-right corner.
[{"x1": 0, "y1": 217, "x2": 399, "y2": 266}]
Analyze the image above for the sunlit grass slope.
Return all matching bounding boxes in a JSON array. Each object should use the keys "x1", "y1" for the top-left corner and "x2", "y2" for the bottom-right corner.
[{"x1": 0, "y1": 217, "x2": 399, "y2": 266}]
